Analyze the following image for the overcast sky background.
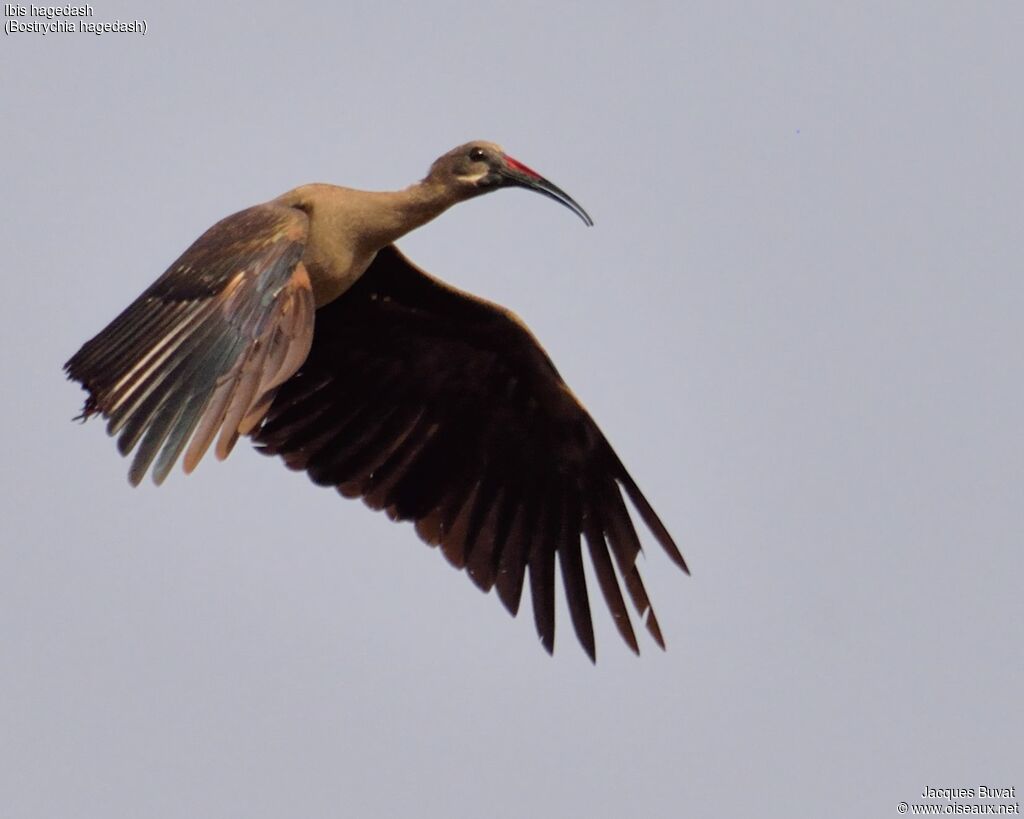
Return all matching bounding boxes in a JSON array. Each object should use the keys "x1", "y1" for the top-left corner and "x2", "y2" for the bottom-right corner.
[{"x1": 2, "y1": 2, "x2": 1021, "y2": 817}]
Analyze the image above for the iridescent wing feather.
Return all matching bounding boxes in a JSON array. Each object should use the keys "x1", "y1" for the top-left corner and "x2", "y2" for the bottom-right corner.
[{"x1": 65, "y1": 204, "x2": 315, "y2": 485}]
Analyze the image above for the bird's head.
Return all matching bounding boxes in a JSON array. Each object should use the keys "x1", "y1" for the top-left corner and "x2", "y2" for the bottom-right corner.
[{"x1": 427, "y1": 140, "x2": 593, "y2": 226}]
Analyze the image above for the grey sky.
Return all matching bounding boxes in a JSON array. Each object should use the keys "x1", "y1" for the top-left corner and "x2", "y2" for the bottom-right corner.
[{"x1": 2, "y1": 2, "x2": 1021, "y2": 817}]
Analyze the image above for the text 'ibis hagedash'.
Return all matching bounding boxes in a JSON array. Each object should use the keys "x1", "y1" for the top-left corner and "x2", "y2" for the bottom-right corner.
[{"x1": 65, "y1": 141, "x2": 689, "y2": 661}]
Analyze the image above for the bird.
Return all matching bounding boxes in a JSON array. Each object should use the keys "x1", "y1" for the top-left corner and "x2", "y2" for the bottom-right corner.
[{"x1": 65, "y1": 140, "x2": 689, "y2": 661}]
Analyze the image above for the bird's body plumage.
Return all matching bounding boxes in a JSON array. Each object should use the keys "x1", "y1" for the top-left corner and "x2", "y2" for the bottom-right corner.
[{"x1": 66, "y1": 141, "x2": 687, "y2": 660}]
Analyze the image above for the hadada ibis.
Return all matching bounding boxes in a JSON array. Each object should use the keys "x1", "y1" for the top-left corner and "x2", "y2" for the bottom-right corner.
[{"x1": 65, "y1": 141, "x2": 689, "y2": 661}]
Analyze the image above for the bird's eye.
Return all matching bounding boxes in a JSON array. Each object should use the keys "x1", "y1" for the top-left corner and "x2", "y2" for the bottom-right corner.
[{"x1": 468, "y1": 148, "x2": 487, "y2": 162}]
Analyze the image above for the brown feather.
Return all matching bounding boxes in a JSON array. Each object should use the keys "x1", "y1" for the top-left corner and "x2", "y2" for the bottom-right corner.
[
  {"x1": 251, "y1": 244, "x2": 686, "y2": 657},
  {"x1": 66, "y1": 204, "x2": 312, "y2": 484}
]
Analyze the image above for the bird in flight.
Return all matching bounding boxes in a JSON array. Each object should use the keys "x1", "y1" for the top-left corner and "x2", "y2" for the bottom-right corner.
[{"x1": 65, "y1": 141, "x2": 689, "y2": 660}]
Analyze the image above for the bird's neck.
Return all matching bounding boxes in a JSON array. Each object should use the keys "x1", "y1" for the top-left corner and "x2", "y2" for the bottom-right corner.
[{"x1": 358, "y1": 178, "x2": 461, "y2": 249}]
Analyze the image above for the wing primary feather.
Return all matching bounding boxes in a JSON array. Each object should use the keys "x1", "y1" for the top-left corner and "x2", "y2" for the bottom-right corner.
[
  {"x1": 108, "y1": 268, "x2": 267, "y2": 454},
  {"x1": 440, "y1": 479, "x2": 482, "y2": 569},
  {"x1": 495, "y1": 492, "x2": 536, "y2": 617},
  {"x1": 102, "y1": 299, "x2": 222, "y2": 422},
  {"x1": 111, "y1": 305, "x2": 233, "y2": 455},
  {"x1": 128, "y1": 394, "x2": 188, "y2": 486},
  {"x1": 358, "y1": 406, "x2": 433, "y2": 509},
  {"x1": 528, "y1": 482, "x2": 559, "y2": 654},
  {"x1": 362, "y1": 408, "x2": 435, "y2": 512},
  {"x1": 257, "y1": 384, "x2": 371, "y2": 464},
  {"x1": 182, "y1": 345, "x2": 246, "y2": 473},
  {"x1": 459, "y1": 464, "x2": 503, "y2": 572},
  {"x1": 68, "y1": 298, "x2": 190, "y2": 380},
  {"x1": 254, "y1": 380, "x2": 335, "y2": 451},
  {"x1": 381, "y1": 420, "x2": 472, "y2": 522},
  {"x1": 601, "y1": 479, "x2": 666, "y2": 649},
  {"x1": 256, "y1": 372, "x2": 336, "y2": 440},
  {"x1": 464, "y1": 483, "x2": 507, "y2": 592},
  {"x1": 470, "y1": 483, "x2": 518, "y2": 593},
  {"x1": 610, "y1": 454, "x2": 689, "y2": 573},
  {"x1": 304, "y1": 396, "x2": 408, "y2": 488},
  {"x1": 582, "y1": 501, "x2": 639, "y2": 654},
  {"x1": 558, "y1": 484, "x2": 596, "y2": 661},
  {"x1": 104, "y1": 300, "x2": 220, "y2": 437},
  {"x1": 292, "y1": 364, "x2": 407, "y2": 482},
  {"x1": 151, "y1": 327, "x2": 251, "y2": 482},
  {"x1": 151, "y1": 389, "x2": 211, "y2": 485},
  {"x1": 215, "y1": 334, "x2": 274, "y2": 460}
]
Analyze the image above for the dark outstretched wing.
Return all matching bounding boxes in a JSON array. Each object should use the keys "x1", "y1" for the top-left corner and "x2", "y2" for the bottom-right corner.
[
  {"x1": 253, "y1": 245, "x2": 688, "y2": 660},
  {"x1": 66, "y1": 204, "x2": 315, "y2": 486}
]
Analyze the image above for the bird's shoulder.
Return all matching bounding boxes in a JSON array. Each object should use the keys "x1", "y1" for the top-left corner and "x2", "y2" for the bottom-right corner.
[{"x1": 144, "y1": 202, "x2": 309, "y2": 301}]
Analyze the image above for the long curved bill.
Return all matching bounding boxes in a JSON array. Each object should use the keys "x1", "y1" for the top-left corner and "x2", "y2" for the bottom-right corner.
[{"x1": 499, "y1": 154, "x2": 594, "y2": 226}]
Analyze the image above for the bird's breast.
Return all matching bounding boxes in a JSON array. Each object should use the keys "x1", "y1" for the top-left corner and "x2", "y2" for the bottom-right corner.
[{"x1": 302, "y1": 240, "x2": 377, "y2": 308}]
